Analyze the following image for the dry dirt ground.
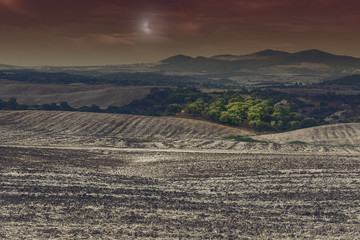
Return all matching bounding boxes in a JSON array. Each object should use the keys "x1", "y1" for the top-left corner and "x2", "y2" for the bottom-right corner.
[
  {"x1": 1, "y1": 111, "x2": 359, "y2": 239},
  {"x1": 0, "y1": 80, "x2": 154, "y2": 108}
]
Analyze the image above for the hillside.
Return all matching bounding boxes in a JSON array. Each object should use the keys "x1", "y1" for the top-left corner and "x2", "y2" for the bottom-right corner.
[
  {"x1": 1, "y1": 110, "x2": 359, "y2": 239},
  {"x1": 323, "y1": 74, "x2": 360, "y2": 87},
  {"x1": 255, "y1": 123, "x2": 360, "y2": 145},
  {"x1": 0, "y1": 111, "x2": 249, "y2": 147},
  {"x1": 0, "y1": 80, "x2": 153, "y2": 108},
  {"x1": 1, "y1": 110, "x2": 359, "y2": 153}
]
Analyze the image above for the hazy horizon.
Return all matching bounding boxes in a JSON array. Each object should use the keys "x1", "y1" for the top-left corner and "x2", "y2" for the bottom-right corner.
[
  {"x1": 1, "y1": 48, "x2": 358, "y2": 67},
  {"x1": 1, "y1": 0, "x2": 360, "y2": 66}
]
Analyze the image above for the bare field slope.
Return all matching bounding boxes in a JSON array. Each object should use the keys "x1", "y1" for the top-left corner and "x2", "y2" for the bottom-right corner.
[
  {"x1": 1, "y1": 110, "x2": 360, "y2": 154},
  {"x1": 0, "y1": 110, "x2": 250, "y2": 148},
  {"x1": 1, "y1": 146, "x2": 359, "y2": 239},
  {"x1": 256, "y1": 123, "x2": 360, "y2": 145},
  {"x1": 1, "y1": 110, "x2": 360, "y2": 239},
  {"x1": 0, "y1": 79, "x2": 152, "y2": 107}
]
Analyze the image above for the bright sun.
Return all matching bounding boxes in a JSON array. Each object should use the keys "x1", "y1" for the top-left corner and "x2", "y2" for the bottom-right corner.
[{"x1": 143, "y1": 21, "x2": 151, "y2": 34}]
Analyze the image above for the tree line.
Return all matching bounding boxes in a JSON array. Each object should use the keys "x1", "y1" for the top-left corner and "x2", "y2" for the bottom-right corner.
[{"x1": 2, "y1": 88, "x2": 360, "y2": 132}]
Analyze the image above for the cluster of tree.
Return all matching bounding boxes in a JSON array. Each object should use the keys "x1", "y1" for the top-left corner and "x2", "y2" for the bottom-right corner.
[
  {"x1": 251, "y1": 89, "x2": 360, "y2": 124},
  {"x1": 0, "y1": 98, "x2": 28, "y2": 110},
  {"x1": 201, "y1": 95, "x2": 318, "y2": 132},
  {"x1": 0, "y1": 98, "x2": 75, "y2": 111},
  {"x1": 103, "y1": 87, "x2": 213, "y2": 116},
  {"x1": 116, "y1": 88, "x2": 318, "y2": 132},
  {"x1": 3, "y1": 88, "x2": 360, "y2": 133}
]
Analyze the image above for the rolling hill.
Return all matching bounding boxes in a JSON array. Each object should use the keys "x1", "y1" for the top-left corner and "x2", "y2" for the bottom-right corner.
[
  {"x1": 0, "y1": 110, "x2": 359, "y2": 153},
  {"x1": 255, "y1": 123, "x2": 360, "y2": 145},
  {"x1": 1, "y1": 111, "x2": 359, "y2": 239},
  {"x1": 323, "y1": 74, "x2": 360, "y2": 87},
  {"x1": 0, "y1": 80, "x2": 153, "y2": 108},
  {"x1": 1, "y1": 110, "x2": 359, "y2": 239},
  {"x1": 0, "y1": 111, "x2": 250, "y2": 148}
]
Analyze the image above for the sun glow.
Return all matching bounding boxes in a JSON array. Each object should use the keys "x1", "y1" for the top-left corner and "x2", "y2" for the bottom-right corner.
[{"x1": 142, "y1": 20, "x2": 152, "y2": 34}]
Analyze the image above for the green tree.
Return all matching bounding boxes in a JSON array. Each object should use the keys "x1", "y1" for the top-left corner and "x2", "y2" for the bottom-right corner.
[
  {"x1": 185, "y1": 98, "x2": 204, "y2": 116},
  {"x1": 166, "y1": 104, "x2": 182, "y2": 114},
  {"x1": 7, "y1": 98, "x2": 18, "y2": 110},
  {"x1": 205, "y1": 100, "x2": 225, "y2": 122},
  {"x1": 60, "y1": 102, "x2": 72, "y2": 111},
  {"x1": 247, "y1": 100, "x2": 273, "y2": 121}
]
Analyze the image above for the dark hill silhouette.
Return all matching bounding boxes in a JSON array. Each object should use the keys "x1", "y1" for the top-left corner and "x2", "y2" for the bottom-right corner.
[
  {"x1": 324, "y1": 74, "x2": 360, "y2": 86},
  {"x1": 251, "y1": 49, "x2": 289, "y2": 57},
  {"x1": 160, "y1": 54, "x2": 194, "y2": 64},
  {"x1": 210, "y1": 49, "x2": 289, "y2": 61},
  {"x1": 156, "y1": 49, "x2": 360, "y2": 72}
]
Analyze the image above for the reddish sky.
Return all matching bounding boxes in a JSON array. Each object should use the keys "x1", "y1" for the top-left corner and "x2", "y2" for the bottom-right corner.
[{"x1": 1, "y1": 0, "x2": 360, "y2": 66}]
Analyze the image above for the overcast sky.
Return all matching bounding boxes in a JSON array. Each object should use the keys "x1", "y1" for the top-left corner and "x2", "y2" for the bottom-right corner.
[{"x1": 1, "y1": 0, "x2": 360, "y2": 66}]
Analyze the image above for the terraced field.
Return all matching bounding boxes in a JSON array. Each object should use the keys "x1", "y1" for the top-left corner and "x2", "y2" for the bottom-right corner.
[{"x1": 1, "y1": 111, "x2": 360, "y2": 239}]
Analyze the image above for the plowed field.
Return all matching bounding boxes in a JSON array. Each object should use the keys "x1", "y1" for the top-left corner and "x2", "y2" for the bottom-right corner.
[{"x1": 1, "y1": 111, "x2": 359, "y2": 239}]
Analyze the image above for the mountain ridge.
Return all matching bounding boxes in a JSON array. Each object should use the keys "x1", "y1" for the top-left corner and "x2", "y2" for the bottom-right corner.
[{"x1": 157, "y1": 49, "x2": 360, "y2": 72}]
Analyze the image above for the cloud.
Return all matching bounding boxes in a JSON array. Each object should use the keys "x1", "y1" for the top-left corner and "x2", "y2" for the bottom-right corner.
[
  {"x1": 1, "y1": 0, "x2": 360, "y2": 65},
  {"x1": 1, "y1": 0, "x2": 359, "y2": 36}
]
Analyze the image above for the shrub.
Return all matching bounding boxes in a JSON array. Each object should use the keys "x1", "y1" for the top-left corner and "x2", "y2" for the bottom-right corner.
[
  {"x1": 166, "y1": 104, "x2": 182, "y2": 114},
  {"x1": 185, "y1": 98, "x2": 204, "y2": 116}
]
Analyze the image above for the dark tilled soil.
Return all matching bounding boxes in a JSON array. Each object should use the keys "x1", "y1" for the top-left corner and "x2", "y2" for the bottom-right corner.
[{"x1": 1, "y1": 146, "x2": 359, "y2": 239}]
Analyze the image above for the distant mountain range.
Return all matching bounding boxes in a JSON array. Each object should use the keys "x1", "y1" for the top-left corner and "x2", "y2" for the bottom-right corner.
[
  {"x1": 157, "y1": 49, "x2": 360, "y2": 73},
  {"x1": 1, "y1": 49, "x2": 359, "y2": 87}
]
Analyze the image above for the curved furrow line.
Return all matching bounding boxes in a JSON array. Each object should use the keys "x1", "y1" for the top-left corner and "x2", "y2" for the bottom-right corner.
[
  {"x1": 225, "y1": 141, "x2": 239, "y2": 150},
  {"x1": 137, "y1": 118, "x2": 165, "y2": 137},
  {"x1": 93, "y1": 118, "x2": 123, "y2": 137},
  {"x1": 102, "y1": 118, "x2": 128, "y2": 136},
  {"x1": 11, "y1": 112, "x2": 55, "y2": 130},
  {"x1": 0, "y1": 111, "x2": 27, "y2": 124},
  {"x1": 155, "y1": 119, "x2": 183, "y2": 138},
  {"x1": 10, "y1": 113, "x2": 47, "y2": 133},
  {"x1": 188, "y1": 122, "x2": 207, "y2": 138},
  {"x1": 53, "y1": 112, "x2": 92, "y2": 134},
  {"x1": 28, "y1": 112, "x2": 65, "y2": 131},
  {"x1": 333, "y1": 125, "x2": 358, "y2": 144},
  {"x1": 164, "y1": 120, "x2": 186, "y2": 138},
  {"x1": 156, "y1": 121, "x2": 179, "y2": 138},
  {"x1": 181, "y1": 123, "x2": 200, "y2": 139},
  {"x1": 73, "y1": 114, "x2": 111, "y2": 135},
  {"x1": 346, "y1": 125, "x2": 357, "y2": 137},
  {"x1": 65, "y1": 113, "x2": 100, "y2": 134},
  {"x1": 92, "y1": 117, "x2": 120, "y2": 136},
  {"x1": 90, "y1": 115, "x2": 119, "y2": 136},
  {"x1": 164, "y1": 127, "x2": 181, "y2": 139},
  {"x1": 329, "y1": 126, "x2": 340, "y2": 142},
  {"x1": 131, "y1": 117, "x2": 162, "y2": 137},
  {"x1": 321, "y1": 127, "x2": 329, "y2": 142},
  {"x1": 140, "y1": 119, "x2": 165, "y2": 136},
  {"x1": 113, "y1": 115, "x2": 141, "y2": 136},
  {"x1": 40, "y1": 112, "x2": 79, "y2": 133},
  {"x1": 128, "y1": 117, "x2": 153, "y2": 137},
  {"x1": 117, "y1": 117, "x2": 145, "y2": 137},
  {"x1": 336, "y1": 125, "x2": 347, "y2": 139}
]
